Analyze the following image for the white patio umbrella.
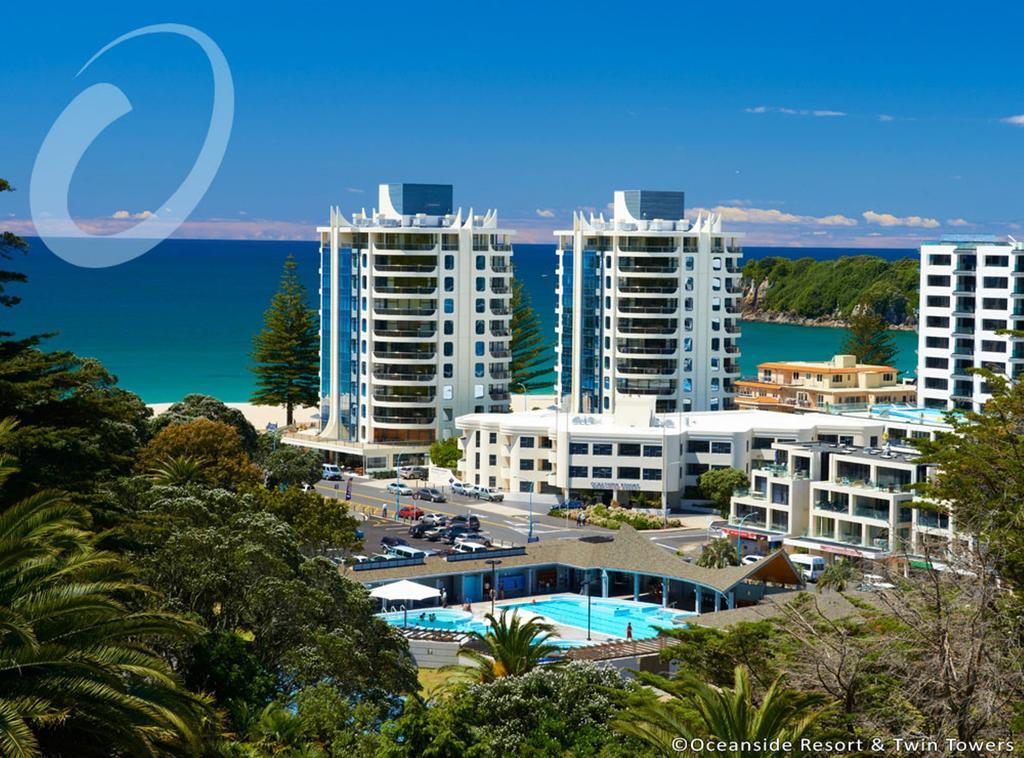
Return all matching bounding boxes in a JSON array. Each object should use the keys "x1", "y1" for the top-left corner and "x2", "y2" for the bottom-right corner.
[{"x1": 370, "y1": 580, "x2": 442, "y2": 626}]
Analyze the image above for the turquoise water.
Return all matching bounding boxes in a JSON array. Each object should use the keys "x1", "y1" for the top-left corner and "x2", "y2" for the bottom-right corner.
[
  {"x1": 378, "y1": 609, "x2": 488, "y2": 634},
  {"x1": 505, "y1": 595, "x2": 691, "y2": 639},
  {"x1": 6, "y1": 238, "x2": 919, "y2": 402}
]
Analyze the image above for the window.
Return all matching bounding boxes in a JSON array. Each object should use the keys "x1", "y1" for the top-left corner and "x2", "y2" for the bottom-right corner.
[
  {"x1": 444, "y1": 320, "x2": 454, "y2": 335},
  {"x1": 519, "y1": 481, "x2": 535, "y2": 493},
  {"x1": 982, "y1": 298, "x2": 1007, "y2": 310},
  {"x1": 443, "y1": 364, "x2": 454, "y2": 378},
  {"x1": 488, "y1": 455, "x2": 496, "y2": 466},
  {"x1": 444, "y1": 298, "x2": 454, "y2": 314},
  {"x1": 924, "y1": 377, "x2": 948, "y2": 389},
  {"x1": 982, "y1": 319, "x2": 1007, "y2": 331},
  {"x1": 926, "y1": 336, "x2": 949, "y2": 348},
  {"x1": 643, "y1": 444, "x2": 662, "y2": 457},
  {"x1": 475, "y1": 277, "x2": 485, "y2": 292},
  {"x1": 642, "y1": 468, "x2": 662, "y2": 480},
  {"x1": 752, "y1": 437, "x2": 773, "y2": 450},
  {"x1": 687, "y1": 440, "x2": 710, "y2": 453},
  {"x1": 444, "y1": 276, "x2": 454, "y2": 292},
  {"x1": 520, "y1": 437, "x2": 535, "y2": 448},
  {"x1": 443, "y1": 385, "x2": 453, "y2": 400},
  {"x1": 489, "y1": 432, "x2": 497, "y2": 443},
  {"x1": 592, "y1": 443, "x2": 613, "y2": 456},
  {"x1": 569, "y1": 466, "x2": 588, "y2": 477},
  {"x1": 474, "y1": 363, "x2": 484, "y2": 377},
  {"x1": 519, "y1": 459, "x2": 535, "y2": 471},
  {"x1": 710, "y1": 441, "x2": 732, "y2": 454},
  {"x1": 444, "y1": 254, "x2": 455, "y2": 270},
  {"x1": 985, "y1": 255, "x2": 1009, "y2": 267},
  {"x1": 618, "y1": 443, "x2": 641, "y2": 456},
  {"x1": 686, "y1": 463, "x2": 710, "y2": 476},
  {"x1": 981, "y1": 340, "x2": 1006, "y2": 353},
  {"x1": 617, "y1": 467, "x2": 640, "y2": 480},
  {"x1": 926, "y1": 316, "x2": 949, "y2": 328},
  {"x1": 475, "y1": 255, "x2": 486, "y2": 270},
  {"x1": 475, "y1": 298, "x2": 485, "y2": 314},
  {"x1": 443, "y1": 342, "x2": 453, "y2": 357},
  {"x1": 928, "y1": 254, "x2": 951, "y2": 265},
  {"x1": 925, "y1": 356, "x2": 948, "y2": 369},
  {"x1": 475, "y1": 320, "x2": 485, "y2": 335},
  {"x1": 983, "y1": 277, "x2": 1008, "y2": 289},
  {"x1": 926, "y1": 295, "x2": 950, "y2": 307},
  {"x1": 569, "y1": 442, "x2": 589, "y2": 455},
  {"x1": 592, "y1": 466, "x2": 612, "y2": 478},
  {"x1": 475, "y1": 342, "x2": 485, "y2": 356},
  {"x1": 927, "y1": 275, "x2": 950, "y2": 286}
]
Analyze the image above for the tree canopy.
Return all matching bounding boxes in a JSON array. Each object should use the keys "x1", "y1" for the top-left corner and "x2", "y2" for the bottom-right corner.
[
  {"x1": 840, "y1": 307, "x2": 899, "y2": 367},
  {"x1": 698, "y1": 467, "x2": 749, "y2": 518},
  {"x1": 250, "y1": 255, "x2": 319, "y2": 425},
  {"x1": 509, "y1": 275, "x2": 551, "y2": 393}
]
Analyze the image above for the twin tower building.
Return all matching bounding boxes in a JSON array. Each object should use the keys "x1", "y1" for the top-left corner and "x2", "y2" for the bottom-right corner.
[{"x1": 312, "y1": 183, "x2": 744, "y2": 471}]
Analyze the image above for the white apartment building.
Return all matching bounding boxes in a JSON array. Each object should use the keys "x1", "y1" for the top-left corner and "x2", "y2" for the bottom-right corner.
[
  {"x1": 555, "y1": 190, "x2": 743, "y2": 415},
  {"x1": 286, "y1": 183, "x2": 513, "y2": 470},
  {"x1": 917, "y1": 234, "x2": 1024, "y2": 412},
  {"x1": 456, "y1": 397, "x2": 882, "y2": 506},
  {"x1": 729, "y1": 437, "x2": 955, "y2": 563}
]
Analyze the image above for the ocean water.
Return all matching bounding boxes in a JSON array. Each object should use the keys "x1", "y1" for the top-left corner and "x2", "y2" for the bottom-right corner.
[{"x1": 4, "y1": 238, "x2": 917, "y2": 403}]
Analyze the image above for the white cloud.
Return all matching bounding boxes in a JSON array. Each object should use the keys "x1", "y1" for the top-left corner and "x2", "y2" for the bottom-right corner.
[
  {"x1": 862, "y1": 210, "x2": 940, "y2": 228},
  {"x1": 699, "y1": 205, "x2": 857, "y2": 227},
  {"x1": 112, "y1": 209, "x2": 153, "y2": 220},
  {"x1": 345, "y1": 187, "x2": 365, "y2": 193},
  {"x1": 134, "y1": 210, "x2": 152, "y2": 220},
  {"x1": 946, "y1": 218, "x2": 971, "y2": 227},
  {"x1": 878, "y1": 114, "x2": 895, "y2": 122},
  {"x1": 1001, "y1": 115, "x2": 1024, "y2": 126},
  {"x1": 535, "y1": 208, "x2": 555, "y2": 218},
  {"x1": 112, "y1": 210, "x2": 130, "y2": 219},
  {"x1": 745, "y1": 105, "x2": 846, "y2": 118}
]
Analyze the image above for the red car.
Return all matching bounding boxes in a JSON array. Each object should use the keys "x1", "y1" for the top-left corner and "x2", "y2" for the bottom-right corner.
[{"x1": 398, "y1": 506, "x2": 424, "y2": 520}]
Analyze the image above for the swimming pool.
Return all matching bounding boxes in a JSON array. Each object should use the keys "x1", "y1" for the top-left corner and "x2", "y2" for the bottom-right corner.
[
  {"x1": 378, "y1": 609, "x2": 489, "y2": 635},
  {"x1": 504, "y1": 595, "x2": 690, "y2": 639}
]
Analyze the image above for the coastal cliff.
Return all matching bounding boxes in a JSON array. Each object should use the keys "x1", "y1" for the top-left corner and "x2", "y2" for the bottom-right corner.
[{"x1": 740, "y1": 255, "x2": 919, "y2": 330}]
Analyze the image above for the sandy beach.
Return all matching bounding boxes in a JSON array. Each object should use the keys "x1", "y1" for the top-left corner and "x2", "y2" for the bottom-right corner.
[{"x1": 148, "y1": 402, "x2": 320, "y2": 430}]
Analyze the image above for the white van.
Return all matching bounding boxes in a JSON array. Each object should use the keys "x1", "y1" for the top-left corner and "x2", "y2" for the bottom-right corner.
[
  {"x1": 789, "y1": 554, "x2": 826, "y2": 583},
  {"x1": 390, "y1": 545, "x2": 429, "y2": 560},
  {"x1": 452, "y1": 541, "x2": 489, "y2": 554},
  {"x1": 322, "y1": 463, "x2": 343, "y2": 481}
]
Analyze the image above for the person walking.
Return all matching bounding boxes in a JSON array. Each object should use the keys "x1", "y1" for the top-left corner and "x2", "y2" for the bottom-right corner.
[{"x1": 626, "y1": 622, "x2": 633, "y2": 641}]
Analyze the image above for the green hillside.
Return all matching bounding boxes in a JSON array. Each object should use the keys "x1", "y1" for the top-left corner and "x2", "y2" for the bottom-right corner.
[{"x1": 742, "y1": 255, "x2": 919, "y2": 325}]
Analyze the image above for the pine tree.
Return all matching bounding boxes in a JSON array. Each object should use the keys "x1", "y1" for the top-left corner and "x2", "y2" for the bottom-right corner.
[
  {"x1": 840, "y1": 306, "x2": 898, "y2": 366},
  {"x1": 510, "y1": 276, "x2": 551, "y2": 393},
  {"x1": 0, "y1": 178, "x2": 29, "y2": 311},
  {"x1": 250, "y1": 255, "x2": 319, "y2": 425}
]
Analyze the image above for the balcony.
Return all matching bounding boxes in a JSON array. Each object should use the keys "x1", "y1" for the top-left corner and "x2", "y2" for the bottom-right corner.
[
  {"x1": 615, "y1": 379, "x2": 675, "y2": 395},
  {"x1": 373, "y1": 391, "x2": 435, "y2": 404},
  {"x1": 373, "y1": 411, "x2": 436, "y2": 426},
  {"x1": 489, "y1": 387, "x2": 510, "y2": 401},
  {"x1": 619, "y1": 238, "x2": 679, "y2": 253},
  {"x1": 490, "y1": 345, "x2": 511, "y2": 358},
  {"x1": 619, "y1": 262, "x2": 679, "y2": 274},
  {"x1": 619, "y1": 319, "x2": 677, "y2": 335},
  {"x1": 490, "y1": 369, "x2": 510, "y2": 379},
  {"x1": 374, "y1": 284, "x2": 437, "y2": 295},
  {"x1": 373, "y1": 301, "x2": 436, "y2": 317},
  {"x1": 620, "y1": 298, "x2": 678, "y2": 315},
  {"x1": 854, "y1": 506, "x2": 890, "y2": 521},
  {"x1": 617, "y1": 341, "x2": 676, "y2": 355},
  {"x1": 815, "y1": 500, "x2": 848, "y2": 514},
  {"x1": 617, "y1": 360, "x2": 676, "y2": 376},
  {"x1": 373, "y1": 237, "x2": 438, "y2": 252},
  {"x1": 372, "y1": 368, "x2": 436, "y2": 382},
  {"x1": 373, "y1": 324, "x2": 437, "y2": 339},
  {"x1": 374, "y1": 263, "x2": 437, "y2": 273},
  {"x1": 723, "y1": 361, "x2": 740, "y2": 374},
  {"x1": 373, "y1": 349, "x2": 436, "y2": 361},
  {"x1": 490, "y1": 302, "x2": 510, "y2": 316},
  {"x1": 618, "y1": 278, "x2": 678, "y2": 295},
  {"x1": 724, "y1": 322, "x2": 741, "y2": 334}
]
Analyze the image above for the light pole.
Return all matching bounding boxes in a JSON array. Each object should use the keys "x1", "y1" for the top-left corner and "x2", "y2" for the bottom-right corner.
[
  {"x1": 485, "y1": 559, "x2": 502, "y2": 616},
  {"x1": 735, "y1": 511, "x2": 757, "y2": 564},
  {"x1": 527, "y1": 489, "x2": 536, "y2": 543},
  {"x1": 580, "y1": 574, "x2": 601, "y2": 641},
  {"x1": 393, "y1": 453, "x2": 403, "y2": 520}
]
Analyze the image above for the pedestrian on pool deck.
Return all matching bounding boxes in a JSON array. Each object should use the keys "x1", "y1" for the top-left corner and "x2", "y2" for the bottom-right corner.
[{"x1": 626, "y1": 622, "x2": 633, "y2": 640}]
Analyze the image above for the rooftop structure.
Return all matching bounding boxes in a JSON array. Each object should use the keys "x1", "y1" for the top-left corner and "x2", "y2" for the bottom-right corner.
[{"x1": 735, "y1": 354, "x2": 916, "y2": 413}]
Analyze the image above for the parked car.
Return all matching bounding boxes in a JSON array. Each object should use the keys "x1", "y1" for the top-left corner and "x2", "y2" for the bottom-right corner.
[
  {"x1": 390, "y1": 545, "x2": 429, "y2": 560},
  {"x1": 322, "y1": 463, "x2": 343, "y2": 481},
  {"x1": 562, "y1": 499, "x2": 586, "y2": 509},
  {"x1": 449, "y1": 514, "x2": 481, "y2": 531},
  {"x1": 451, "y1": 481, "x2": 472, "y2": 496},
  {"x1": 408, "y1": 522, "x2": 431, "y2": 538},
  {"x1": 386, "y1": 482, "x2": 414, "y2": 496},
  {"x1": 398, "y1": 505, "x2": 424, "y2": 520},
  {"x1": 475, "y1": 486, "x2": 504, "y2": 502},
  {"x1": 741, "y1": 554, "x2": 764, "y2": 565},
  {"x1": 421, "y1": 513, "x2": 449, "y2": 527},
  {"x1": 414, "y1": 487, "x2": 446, "y2": 503},
  {"x1": 789, "y1": 554, "x2": 826, "y2": 583},
  {"x1": 424, "y1": 527, "x2": 446, "y2": 542},
  {"x1": 858, "y1": 573, "x2": 896, "y2": 591},
  {"x1": 350, "y1": 555, "x2": 370, "y2": 564},
  {"x1": 354, "y1": 527, "x2": 364, "y2": 540},
  {"x1": 452, "y1": 541, "x2": 489, "y2": 554},
  {"x1": 440, "y1": 526, "x2": 475, "y2": 544},
  {"x1": 455, "y1": 532, "x2": 492, "y2": 548},
  {"x1": 399, "y1": 466, "x2": 428, "y2": 480},
  {"x1": 380, "y1": 535, "x2": 409, "y2": 549}
]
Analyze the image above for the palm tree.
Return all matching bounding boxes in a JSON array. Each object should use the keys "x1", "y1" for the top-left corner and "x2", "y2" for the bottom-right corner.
[
  {"x1": 817, "y1": 559, "x2": 854, "y2": 593},
  {"x1": 0, "y1": 418, "x2": 212, "y2": 756},
  {"x1": 613, "y1": 665, "x2": 832, "y2": 757},
  {"x1": 147, "y1": 453, "x2": 210, "y2": 486},
  {"x1": 696, "y1": 537, "x2": 739, "y2": 568},
  {"x1": 452, "y1": 610, "x2": 562, "y2": 683}
]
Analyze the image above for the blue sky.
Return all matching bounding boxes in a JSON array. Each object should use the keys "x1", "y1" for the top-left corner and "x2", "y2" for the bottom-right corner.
[{"x1": 4, "y1": 0, "x2": 1024, "y2": 245}]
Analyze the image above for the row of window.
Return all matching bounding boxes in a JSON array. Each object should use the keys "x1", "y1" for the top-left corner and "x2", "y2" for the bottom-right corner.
[
  {"x1": 568, "y1": 442, "x2": 662, "y2": 456},
  {"x1": 568, "y1": 466, "x2": 663, "y2": 480}
]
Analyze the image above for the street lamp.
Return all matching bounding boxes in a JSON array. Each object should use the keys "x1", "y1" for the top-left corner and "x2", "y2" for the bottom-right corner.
[
  {"x1": 527, "y1": 489, "x2": 536, "y2": 543},
  {"x1": 579, "y1": 575, "x2": 601, "y2": 641},
  {"x1": 485, "y1": 559, "x2": 502, "y2": 616},
  {"x1": 393, "y1": 453, "x2": 403, "y2": 521},
  {"x1": 735, "y1": 511, "x2": 758, "y2": 564}
]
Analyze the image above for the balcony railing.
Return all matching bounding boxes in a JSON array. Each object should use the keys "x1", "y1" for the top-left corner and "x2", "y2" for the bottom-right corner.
[
  {"x1": 373, "y1": 392, "x2": 436, "y2": 403},
  {"x1": 373, "y1": 412, "x2": 436, "y2": 424},
  {"x1": 372, "y1": 370, "x2": 436, "y2": 381},
  {"x1": 373, "y1": 350, "x2": 436, "y2": 361},
  {"x1": 374, "y1": 286, "x2": 437, "y2": 295},
  {"x1": 375, "y1": 264, "x2": 436, "y2": 273},
  {"x1": 815, "y1": 500, "x2": 848, "y2": 513},
  {"x1": 617, "y1": 344, "x2": 676, "y2": 355},
  {"x1": 854, "y1": 506, "x2": 890, "y2": 521},
  {"x1": 618, "y1": 282, "x2": 678, "y2": 294},
  {"x1": 373, "y1": 327, "x2": 437, "y2": 338},
  {"x1": 619, "y1": 263, "x2": 678, "y2": 274}
]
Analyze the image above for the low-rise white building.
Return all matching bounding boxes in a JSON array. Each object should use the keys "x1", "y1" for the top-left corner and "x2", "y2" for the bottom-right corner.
[{"x1": 456, "y1": 397, "x2": 884, "y2": 506}]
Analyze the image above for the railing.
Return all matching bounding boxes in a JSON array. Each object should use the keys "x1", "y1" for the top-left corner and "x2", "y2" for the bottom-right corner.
[
  {"x1": 617, "y1": 364, "x2": 676, "y2": 376},
  {"x1": 490, "y1": 305, "x2": 510, "y2": 315},
  {"x1": 374, "y1": 241, "x2": 438, "y2": 251},
  {"x1": 618, "y1": 283, "x2": 678, "y2": 294},
  {"x1": 374, "y1": 286, "x2": 437, "y2": 295},
  {"x1": 351, "y1": 556, "x2": 426, "y2": 571},
  {"x1": 373, "y1": 413, "x2": 436, "y2": 424},
  {"x1": 491, "y1": 264, "x2": 510, "y2": 273},
  {"x1": 490, "y1": 347, "x2": 510, "y2": 358},
  {"x1": 445, "y1": 545, "x2": 526, "y2": 562},
  {"x1": 619, "y1": 324, "x2": 676, "y2": 334},
  {"x1": 620, "y1": 303, "x2": 677, "y2": 314},
  {"x1": 854, "y1": 507, "x2": 890, "y2": 521},
  {"x1": 815, "y1": 501, "x2": 848, "y2": 513},
  {"x1": 618, "y1": 345, "x2": 676, "y2": 355},
  {"x1": 490, "y1": 369, "x2": 510, "y2": 379},
  {"x1": 375, "y1": 264, "x2": 436, "y2": 272},
  {"x1": 374, "y1": 306, "x2": 436, "y2": 316},
  {"x1": 373, "y1": 370, "x2": 436, "y2": 381},
  {"x1": 374, "y1": 351, "x2": 436, "y2": 360},
  {"x1": 619, "y1": 264, "x2": 678, "y2": 273},
  {"x1": 491, "y1": 286, "x2": 510, "y2": 294},
  {"x1": 373, "y1": 393, "x2": 436, "y2": 403},
  {"x1": 374, "y1": 328, "x2": 437, "y2": 338}
]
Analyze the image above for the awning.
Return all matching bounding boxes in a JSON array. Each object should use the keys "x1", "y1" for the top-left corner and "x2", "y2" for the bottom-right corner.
[{"x1": 369, "y1": 579, "x2": 441, "y2": 602}]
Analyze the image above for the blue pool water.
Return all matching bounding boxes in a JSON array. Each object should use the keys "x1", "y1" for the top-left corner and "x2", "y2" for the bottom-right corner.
[
  {"x1": 505, "y1": 595, "x2": 690, "y2": 639},
  {"x1": 378, "y1": 609, "x2": 489, "y2": 635}
]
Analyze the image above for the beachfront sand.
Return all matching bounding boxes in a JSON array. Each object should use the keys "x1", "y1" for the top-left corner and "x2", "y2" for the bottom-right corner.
[{"x1": 148, "y1": 402, "x2": 320, "y2": 430}]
